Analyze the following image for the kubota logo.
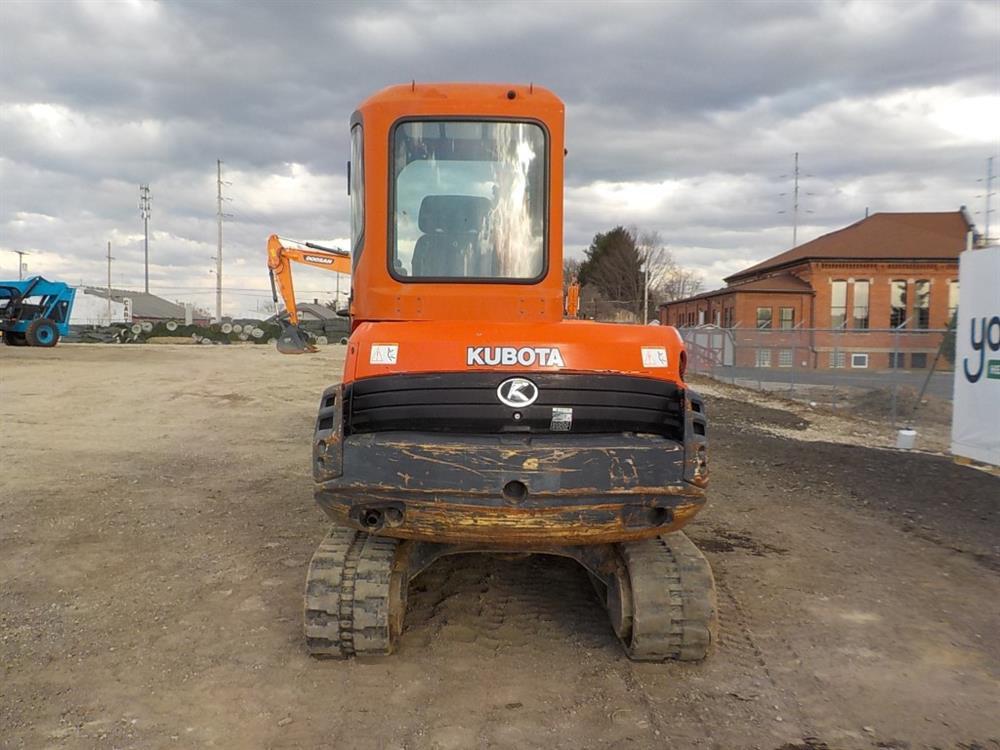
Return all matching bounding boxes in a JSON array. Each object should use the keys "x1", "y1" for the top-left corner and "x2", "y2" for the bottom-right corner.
[
  {"x1": 466, "y1": 346, "x2": 565, "y2": 368},
  {"x1": 497, "y1": 377, "x2": 539, "y2": 407}
]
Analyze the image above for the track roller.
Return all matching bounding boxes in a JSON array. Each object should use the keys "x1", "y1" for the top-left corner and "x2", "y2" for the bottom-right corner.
[
  {"x1": 303, "y1": 527, "x2": 408, "y2": 657},
  {"x1": 609, "y1": 532, "x2": 718, "y2": 661}
]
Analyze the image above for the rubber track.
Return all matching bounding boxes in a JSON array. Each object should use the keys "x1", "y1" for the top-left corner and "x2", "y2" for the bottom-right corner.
[
  {"x1": 303, "y1": 527, "x2": 399, "y2": 657},
  {"x1": 619, "y1": 532, "x2": 718, "y2": 661}
]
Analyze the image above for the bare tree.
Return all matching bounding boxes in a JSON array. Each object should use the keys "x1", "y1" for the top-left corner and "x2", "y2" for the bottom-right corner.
[
  {"x1": 659, "y1": 266, "x2": 703, "y2": 303},
  {"x1": 636, "y1": 231, "x2": 703, "y2": 321}
]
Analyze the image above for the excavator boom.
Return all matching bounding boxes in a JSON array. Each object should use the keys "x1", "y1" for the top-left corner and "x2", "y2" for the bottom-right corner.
[{"x1": 266, "y1": 234, "x2": 351, "y2": 354}]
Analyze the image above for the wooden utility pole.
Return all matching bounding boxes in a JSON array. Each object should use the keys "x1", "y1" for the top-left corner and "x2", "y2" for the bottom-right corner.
[
  {"x1": 106, "y1": 241, "x2": 114, "y2": 324},
  {"x1": 216, "y1": 160, "x2": 223, "y2": 322}
]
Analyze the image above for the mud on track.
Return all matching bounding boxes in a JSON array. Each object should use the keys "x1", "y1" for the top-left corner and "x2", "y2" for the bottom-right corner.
[{"x1": 1, "y1": 345, "x2": 998, "y2": 749}]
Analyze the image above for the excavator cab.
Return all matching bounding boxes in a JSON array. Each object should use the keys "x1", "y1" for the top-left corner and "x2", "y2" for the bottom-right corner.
[{"x1": 270, "y1": 84, "x2": 717, "y2": 662}]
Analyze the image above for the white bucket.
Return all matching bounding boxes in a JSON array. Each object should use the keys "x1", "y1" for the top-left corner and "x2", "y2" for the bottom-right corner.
[{"x1": 896, "y1": 428, "x2": 917, "y2": 450}]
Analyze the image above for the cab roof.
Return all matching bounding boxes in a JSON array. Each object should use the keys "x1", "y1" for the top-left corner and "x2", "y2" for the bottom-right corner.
[{"x1": 357, "y1": 82, "x2": 564, "y2": 113}]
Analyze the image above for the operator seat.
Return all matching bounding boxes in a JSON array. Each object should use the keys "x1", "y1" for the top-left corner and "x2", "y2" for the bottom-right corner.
[{"x1": 411, "y1": 195, "x2": 492, "y2": 277}]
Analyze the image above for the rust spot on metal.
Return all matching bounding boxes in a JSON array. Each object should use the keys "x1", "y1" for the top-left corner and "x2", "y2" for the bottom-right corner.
[{"x1": 318, "y1": 496, "x2": 705, "y2": 546}]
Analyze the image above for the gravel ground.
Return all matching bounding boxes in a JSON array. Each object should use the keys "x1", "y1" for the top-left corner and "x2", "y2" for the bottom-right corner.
[{"x1": 1, "y1": 344, "x2": 998, "y2": 750}]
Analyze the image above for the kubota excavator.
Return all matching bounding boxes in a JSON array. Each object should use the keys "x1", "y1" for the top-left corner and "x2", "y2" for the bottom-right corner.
[{"x1": 268, "y1": 83, "x2": 716, "y2": 661}]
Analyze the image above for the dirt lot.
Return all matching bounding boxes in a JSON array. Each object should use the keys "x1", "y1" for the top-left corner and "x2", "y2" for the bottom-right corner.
[{"x1": 2, "y1": 345, "x2": 998, "y2": 750}]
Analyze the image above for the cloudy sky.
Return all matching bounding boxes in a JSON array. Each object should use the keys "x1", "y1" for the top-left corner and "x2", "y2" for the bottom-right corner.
[{"x1": 1, "y1": 0, "x2": 997, "y2": 318}]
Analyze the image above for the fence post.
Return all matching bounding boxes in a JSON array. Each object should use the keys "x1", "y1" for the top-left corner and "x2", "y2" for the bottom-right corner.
[
  {"x1": 890, "y1": 324, "x2": 900, "y2": 429},
  {"x1": 830, "y1": 327, "x2": 840, "y2": 410},
  {"x1": 911, "y1": 329, "x2": 948, "y2": 422}
]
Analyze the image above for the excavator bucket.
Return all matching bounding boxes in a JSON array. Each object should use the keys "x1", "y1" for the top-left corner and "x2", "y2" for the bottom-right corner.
[{"x1": 276, "y1": 322, "x2": 317, "y2": 355}]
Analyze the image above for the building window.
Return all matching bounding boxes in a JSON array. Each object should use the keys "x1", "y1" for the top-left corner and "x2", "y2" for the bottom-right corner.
[
  {"x1": 851, "y1": 353, "x2": 869, "y2": 369},
  {"x1": 755, "y1": 349, "x2": 771, "y2": 367},
  {"x1": 911, "y1": 353, "x2": 928, "y2": 369},
  {"x1": 913, "y1": 280, "x2": 930, "y2": 329},
  {"x1": 888, "y1": 352, "x2": 906, "y2": 368},
  {"x1": 779, "y1": 307, "x2": 794, "y2": 329},
  {"x1": 829, "y1": 351, "x2": 846, "y2": 368},
  {"x1": 948, "y1": 280, "x2": 959, "y2": 323},
  {"x1": 723, "y1": 308, "x2": 734, "y2": 328},
  {"x1": 830, "y1": 280, "x2": 847, "y2": 329},
  {"x1": 852, "y1": 280, "x2": 870, "y2": 329},
  {"x1": 890, "y1": 280, "x2": 907, "y2": 328},
  {"x1": 778, "y1": 349, "x2": 793, "y2": 367},
  {"x1": 756, "y1": 307, "x2": 772, "y2": 329}
]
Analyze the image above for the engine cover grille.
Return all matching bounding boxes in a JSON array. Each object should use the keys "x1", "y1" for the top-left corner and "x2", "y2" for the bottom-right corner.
[{"x1": 344, "y1": 372, "x2": 685, "y2": 438}]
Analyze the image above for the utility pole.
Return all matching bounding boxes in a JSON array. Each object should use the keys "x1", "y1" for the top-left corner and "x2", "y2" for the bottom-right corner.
[
  {"x1": 106, "y1": 241, "x2": 114, "y2": 324},
  {"x1": 643, "y1": 262, "x2": 649, "y2": 324},
  {"x1": 216, "y1": 159, "x2": 224, "y2": 322},
  {"x1": 984, "y1": 156, "x2": 995, "y2": 243},
  {"x1": 14, "y1": 250, "x2": 29, "y2": 280},
  {"x1": 791, "y1": 152, "x2": 800, "y2": 248},
  {"x1": 779, "y1": 153, "x2": 812, "y2": 248},
  {"x1": 139, "y1": 184, "x2": 151, "y2": 293}
]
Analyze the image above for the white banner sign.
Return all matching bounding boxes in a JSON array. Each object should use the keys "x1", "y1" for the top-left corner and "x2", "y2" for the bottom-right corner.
[{"x1": 951, "y1": 245, "x2": 1000, "y2": 466}]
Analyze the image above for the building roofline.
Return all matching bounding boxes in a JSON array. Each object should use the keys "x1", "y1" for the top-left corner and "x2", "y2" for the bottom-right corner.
[
  {"x1": 658, "y1": 280, "x2": 815, "y2": 308},
  {"x1": 724, "y1": 254, "x2": 962, "y2": 282},
  {"x1": 724, "y1": 210, "x2": 972, "y2": 283}
]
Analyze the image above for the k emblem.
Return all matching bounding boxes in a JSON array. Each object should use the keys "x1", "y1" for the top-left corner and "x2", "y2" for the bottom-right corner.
[{"x1": 496, "y1": 377, "x2": 539, "y2": 407}]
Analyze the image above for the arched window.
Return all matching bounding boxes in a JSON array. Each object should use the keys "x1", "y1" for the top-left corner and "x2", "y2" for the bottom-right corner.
[
  {"x1": 889, "y1": 280, "x2": 907, "y2": 328},
  {"x1": 852, "y1": 280, "x2": 869, "y2": 329},
  {"x1": 830, "y1": 280, "x2": 847, "y2": 329},
  {"x1": 913, "y1": 280, "x2": 930, "y2": 329}
]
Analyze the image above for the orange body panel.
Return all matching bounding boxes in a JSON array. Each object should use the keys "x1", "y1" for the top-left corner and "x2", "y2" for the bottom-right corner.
[
  {"x1": 350, "y1": 83, "x2": 566, "y2": 326},
  {"x1": 344, "y1": 319, "x2": 686, "y2": 385},
  {"x1": 341, "y1": 83, "x2": 687, "y2": 387}
]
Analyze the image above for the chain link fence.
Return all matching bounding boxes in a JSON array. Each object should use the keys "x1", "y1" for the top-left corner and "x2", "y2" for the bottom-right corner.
[{"x1": 678, "y1": 326, "x2": 952, "y2": 429}]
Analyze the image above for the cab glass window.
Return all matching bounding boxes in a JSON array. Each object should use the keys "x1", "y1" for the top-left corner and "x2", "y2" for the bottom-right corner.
[
  {"x1": 391, "y1": 120, "x2": 546, "y2": 281},
  {"x1": 350, "y1": 125, "x2": 364, "y2": 253}
]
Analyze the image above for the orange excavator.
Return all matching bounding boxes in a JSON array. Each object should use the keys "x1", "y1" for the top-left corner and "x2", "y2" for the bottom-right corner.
[
  {"x1": 266, "y1": 236, "x2": 351, "y2": 354},
  {"x1": 268, "y1": 83, "x2": 715, "y2": 661}
]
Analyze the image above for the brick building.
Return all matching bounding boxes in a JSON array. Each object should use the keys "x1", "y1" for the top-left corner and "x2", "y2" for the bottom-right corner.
[{"x1": 659, "y1": 210, "x2": 975, "y2": 370}]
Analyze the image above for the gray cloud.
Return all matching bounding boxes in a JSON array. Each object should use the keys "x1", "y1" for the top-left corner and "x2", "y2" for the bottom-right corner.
[{"x1": 1, "y1": 0, "x2": 997, "y2": 314}]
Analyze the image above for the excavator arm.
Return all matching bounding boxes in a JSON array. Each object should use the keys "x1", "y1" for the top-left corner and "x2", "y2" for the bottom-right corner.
[
  {"x1": 565, "y1": 280, "x2": 580, "y2": 318},
  {"x1": 266, "y1": 234, "x2": 351, "y2": 354}
]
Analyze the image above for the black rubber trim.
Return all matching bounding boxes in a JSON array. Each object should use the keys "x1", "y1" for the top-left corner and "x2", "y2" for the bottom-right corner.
[{"x1": 344, "y1": 372, "x2": 685, "y2": 438}]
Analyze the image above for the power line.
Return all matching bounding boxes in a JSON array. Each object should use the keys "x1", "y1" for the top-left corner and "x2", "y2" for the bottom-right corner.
[{"x1": 73, "y1": 282, "x2": 344, "y2": 295}]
